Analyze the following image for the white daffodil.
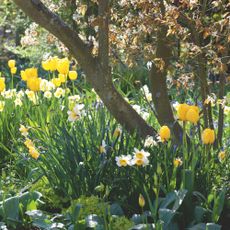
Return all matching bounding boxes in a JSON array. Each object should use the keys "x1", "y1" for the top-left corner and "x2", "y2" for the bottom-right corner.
[
  {"x1": 99, "y1": 140, "x2": 106, "y2": 154},
  {"x1": 116, "y1": 155, "x2": 132, "y2": 167},
  {"x1": 131, "y1": 156, "x2": 149, "y2": 167},
  {"x1": 144, "y1": 136, "x2": 157, "y2": 147},
  {"x1": 133, "y1": 148, "x2": 150, "y2": 159},
  {"x1": 14, "y1": 98, "x2": 23, "y2": 107},
  {"x1": 44, "y1": 91, "x2": 52, "y2": 99},
  {"x1": 67, "y1": 104, "x2": 85, "y2": 122}
]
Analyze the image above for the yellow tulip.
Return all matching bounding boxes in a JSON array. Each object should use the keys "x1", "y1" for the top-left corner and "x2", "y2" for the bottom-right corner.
[
  {"x1": 27, "y1": 77, "x2": 41, "y2": 92},
  {"x1": 8, "y1": 59, "x2": 16, "y2": 68},
  {"x1": 159, "y1": 125, "x2": 171, "y2": 142},
  {"x1": 138, "y1": 194, "x2": 145, "y2": 208},
  {"x1": 58, "y1": 74, "x2": 67, "y2": 83},
  {"x1": 69, "y1": 71, "x2": 78, "y2": 80},
  {"x1": 10, "y1": 67, "x2": 17, "y2": 75},
  {"x1": 57, "y1": 58, "x2": 69, "y2": 75},
  {"x1": 25, "y1": 68, "x2": 38, "y2": 79},
  {"x1": 0, "y1": 78, "x2": 6, "y2": 92},
  {"x1": 202, "y1": 128, "x2": 215, "y2": 144},
  {"x1": 177, "y1": 103, "x2": 190, "y2": 121},
  {"x1": 186, "y1": 108, "x2": 199, "y2": 124},
  {"x1": 51, "y1": 78, "x2": 62, "y2": 87},
  {"x1": 21, "y1": 70, "x2": 28, "y2": 81}
]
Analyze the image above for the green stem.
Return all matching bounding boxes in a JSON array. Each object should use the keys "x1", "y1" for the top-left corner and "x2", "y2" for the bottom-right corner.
[{"x1": 164, "y1": 145, "x2": 169, "y2": 191}]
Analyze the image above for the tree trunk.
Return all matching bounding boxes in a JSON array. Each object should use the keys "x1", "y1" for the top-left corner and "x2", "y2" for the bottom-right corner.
[
  {"x1": 13, "y1": 0, "x2": 156, "y2": 138},
  {"x1": 149, "y1": 27, "x2": 184, "y2": 142}
]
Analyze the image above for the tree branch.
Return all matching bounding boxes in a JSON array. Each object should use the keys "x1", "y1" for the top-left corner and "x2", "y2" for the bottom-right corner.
[
  {"x1": 13, "y1": 0, "x2": 97, "y2": 77},
  {"x1": 98, "y1": 0, "x2": 110, "y2": 76}
]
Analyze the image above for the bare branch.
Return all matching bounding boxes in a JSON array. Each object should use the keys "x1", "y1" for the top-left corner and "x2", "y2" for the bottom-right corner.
[
  {"x1": 98, "y1": 0, "x2": 110, "y2": 77},
  {"x1": 13, "y1": 0, "x2": 97, "y2": 76}
]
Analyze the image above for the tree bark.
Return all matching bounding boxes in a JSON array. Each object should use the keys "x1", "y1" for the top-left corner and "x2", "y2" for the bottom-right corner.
[
  {"x1": 13, "y1": 0, "x2": 156, "y2": 138},
  {"x1": 149, "y1": 27, "x2": 184, "y2": 142}
]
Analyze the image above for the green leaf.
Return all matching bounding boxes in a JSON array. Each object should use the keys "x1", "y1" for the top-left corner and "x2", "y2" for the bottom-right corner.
[
  {"x1": 212, "y1": 188, "x2": 226, "y2": 222},
  {"x1": 2, "y1": 196, "x2": 19, "y2": 223},
  {"x1": 158, "y1": 208, "x2": 176, "y2": 227},
  {"x1": 206, "y1": 223, "x2": 222, "y2": 230},
  {"x1": 109, "y1": 203, "x2": 124, "y2": 216},
  {"x1": 194, "y1": 206, "x2": 207, "y2": 223}
]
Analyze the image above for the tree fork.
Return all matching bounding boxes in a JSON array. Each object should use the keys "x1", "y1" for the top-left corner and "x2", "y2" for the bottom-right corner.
[{"x1": 13, "y1": 0, "x2": 156, "y2": 138}]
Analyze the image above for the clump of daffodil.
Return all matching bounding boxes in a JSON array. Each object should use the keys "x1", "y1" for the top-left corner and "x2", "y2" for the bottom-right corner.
[
  {"x1": 218, "y1": 151, "x2": 226, "y2": 163},
  {"x1": 22, "y1": 134, "x2": 39, "y2": 160},
  {"x1": 115, "y1": 155, "x2": 132, "y2": 167},
  {"x1": 177, "y1": 103, "x2": 200, "y2": 124},
  {"x1": 28, "y1": 146, "x2": 40, "y2": 160},
  {"x1": 159, "y1": 125, "x2": 171, "y2": 142},
  {"x1": 1, "y1": 89, "x2": 16, "y2": 99},
  {"x1": 0, "y1": 78, "x2": 6, "y2": 92},
  {"x1": 202, "y1": 128, "x2": 215, "y2": 144},
  {"x1": 131, "y1": 148, "x2": 150, "y2": 166},
  {"x1": 24, "y1": 138, "x2": 35, "y2": 149},
  {"x1": 40, "y1": 79, "x2": 55, "y2": 92},
  {"x1": 173, "y1": 158, "x2": 183, "y2": 168}
]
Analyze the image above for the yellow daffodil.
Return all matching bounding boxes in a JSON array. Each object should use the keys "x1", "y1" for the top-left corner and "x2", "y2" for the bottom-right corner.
[
  {"x1": 29, "y1": 147, "x2": 40, "y2": 160},
  {"x1": 24, "y1": 139, "x2": 34, "y2": 148},
  {"x1": 19, "y1": 124, "x2": 29, "y2": 137},
  {"x1": 218, "y1": 151, "x2": 226, "y2": 162},
  {"x1": 173, "y1": 158, "x2": 183, "y2": 168}
]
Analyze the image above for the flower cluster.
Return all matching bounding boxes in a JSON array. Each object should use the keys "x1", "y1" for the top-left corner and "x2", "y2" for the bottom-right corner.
[
  {"x1": 8, "y1": 60, "x2": 17, "y2": 75},
  {"x1": 177, "y1": 103, "x2": 200, "y2": 124},
  {"x1": 19, "y1": 124, "x2": 40, "y2": 160},
  {"x1": 116, "y1": 148, "x2": 150, "y2": 167}
]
